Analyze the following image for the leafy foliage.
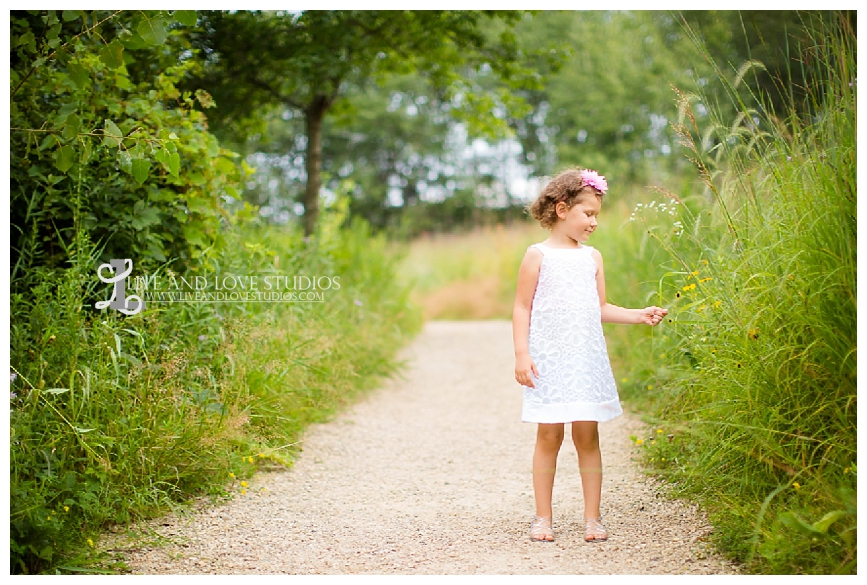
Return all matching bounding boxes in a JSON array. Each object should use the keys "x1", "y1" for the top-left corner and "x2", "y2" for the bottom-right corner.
[{"x1": 10, "y1": 10, "x2": 247, "y2": 299}]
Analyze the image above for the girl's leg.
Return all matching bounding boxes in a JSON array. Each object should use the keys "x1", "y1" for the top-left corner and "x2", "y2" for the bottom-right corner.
[
  {"x1": 571, "y1": 421, "x2": 603, "y2": 519},
  {"x1": 533, "y1": 423, "x2": 565, "y2": 521}
]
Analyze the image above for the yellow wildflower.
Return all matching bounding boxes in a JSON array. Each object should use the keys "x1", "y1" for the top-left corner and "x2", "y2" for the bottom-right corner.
[
  {"x1": 259, "y1": 453, "x2": 265, "y2": 458},
  {"x1": 701, "y1": 259, "x2": 709, "y2": 265},
  {"x1": 63, "y1": 506, "x2": 69, "y2": 512},
  {"x1": 240, "y1": 489, "x2": 247, "y2": 495},
  {"x1": 713, "y1": 300, "x2": 722, "y2": 309},
  {"x1": 87, "y1": 538, "x2": 94, "y2": 547},
  {"x1": 636, "y1": 439, "x2": 644, "y2": 446},
  {"x1": 657, "y1": 429, "x2": 664, "y2": 434},
  {"x1": 229, "y1": 472, "x2": 235, "y2": 478},
  {"x1": 240, "y1": 481, "x2": 248, "y2": 488},
  {"x1": 793, "y1": 482, "x2": 801, "y2": 490},
  {"x1": 682, "y1": 284, "x2": 696, "y2": 292}
]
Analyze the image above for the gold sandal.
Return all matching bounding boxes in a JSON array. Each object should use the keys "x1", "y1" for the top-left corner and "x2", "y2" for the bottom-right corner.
[
  {"x1": 584, "y1": 516, "x2": 608, "y2": 542},
  {"x1": 530, "y1": 515, "x2": 554, "y2": 542}
]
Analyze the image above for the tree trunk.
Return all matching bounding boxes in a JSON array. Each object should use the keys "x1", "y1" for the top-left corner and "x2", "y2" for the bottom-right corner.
[{"x1": 303, "y1": 96, "x2": 330, "y2": 237}]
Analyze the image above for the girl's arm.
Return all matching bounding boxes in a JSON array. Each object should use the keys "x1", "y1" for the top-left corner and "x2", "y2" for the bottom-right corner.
[
  {"x1": 591, "y1": 249, "x2": 666, "y2": 325},
  {"x1": 513, "y1": 247, "x2": 543, "y2": 387}
]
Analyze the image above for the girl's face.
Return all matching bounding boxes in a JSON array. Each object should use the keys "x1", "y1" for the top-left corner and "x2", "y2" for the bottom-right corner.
[{"x1": 556, "y1": 196, "x2": 602, "y2": 243}]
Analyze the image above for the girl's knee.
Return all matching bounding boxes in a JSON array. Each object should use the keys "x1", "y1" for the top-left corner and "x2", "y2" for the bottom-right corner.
[
  {"x1": 571, "y1": 422, "x2": 600, "y2": 451},
  {"x1": 536, "y1": 424, "x2": 565, "y2": 449}
]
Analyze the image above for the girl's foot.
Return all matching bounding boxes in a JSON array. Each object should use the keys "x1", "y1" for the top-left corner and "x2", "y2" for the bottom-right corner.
[
  {"x1": 584, "y1": 517, "x2": 608, "y2": 542},
  {"x1": 530, "y1": 515, "x2": 554, "y2": 542}
]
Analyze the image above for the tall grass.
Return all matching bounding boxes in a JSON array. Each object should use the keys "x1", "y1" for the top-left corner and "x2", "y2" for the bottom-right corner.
[
  {"x1": 9, "y1": 196, "x2": 421, "y2": 574},
  {"x1": 622, "y1": 14, "x2": 856, "y2": 574}
]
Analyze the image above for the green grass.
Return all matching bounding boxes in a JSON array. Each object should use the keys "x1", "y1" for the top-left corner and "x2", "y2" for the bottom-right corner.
[
  {"x1": 9, "y1": 197, "x2": 422, "y2": 574},
  {"x1": 618, "y1": 14, "x2": 856, "y2": 574}
]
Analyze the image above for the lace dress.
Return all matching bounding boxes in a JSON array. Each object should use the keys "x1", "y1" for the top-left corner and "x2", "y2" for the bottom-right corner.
[{"x1": 522, "y1": 243, "x2": 622, "y2": 423}]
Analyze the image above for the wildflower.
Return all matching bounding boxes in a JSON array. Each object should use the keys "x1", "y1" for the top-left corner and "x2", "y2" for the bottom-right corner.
[
  {"x1": 621, "y1": 378, "x2": 628, "y2": 383},
  {"x1": 636, "y1": 439, "x2": 644, "y2": 446},
  {"x1": 10, "y1": 372, "x2": 17, "y2": 382},
  {"x1": 259, "y1": 453, "x2": 265, "y2": 458},
  {"x1": 675, "y1": 292, "x2": 682, "y2": 299},
  {"x1": 10, "y1": 391, "x2": 17, "y2": 399},
  {"x1": 64, "y1": 506, "x2": 69, "y2": 512},
  {"x1": 699, "y1": 277, "x2": 713, "y2": 283},
  {"x1": 682, "y1": 284, "x2": 696, "y2": 292},
  {"x1": 661, "y1": 458, "x2": 666, "y2": 462},
  {"x1": 793, "y1": 482, "x2": 801, "y2": 490},
  {"x1": 248, "y1": 456, "x2": 255, "y2": 463},
  {"x1": 660, "y1": 353, "x2": 666, "y2": 359},
  {"x1": 691, "y1": 270, "x2": 699, "y2": 277},
  {"x1": 713, "y1": 301, "x2": 722, "y2": 309},
  {"x1": 240, "y1": 481, "x2": 248, "y2": 488},
  {"x1": 748, "y1": 328, "x2": 760, "y2": 340},
  {"x1": 198, "y1": 334, "x2": 207, "y2": 341},
  {"x1": 87, "y1": 538, "x2": 94, "y2": 547},
  {"x1": 844, "y1": 467, "x2": 850, "y2": 474},
  {"x1": 47, "y1": 515, "x2": 52, "y2": 521},
  {"x1": 354, "y1": 299, "x2": 363, "y2": 307},
  {"x1": 701, "y1": 259, "x2": 709, "y2": 265},
  {"x1": 228, "y1": 472, "x2": 235, "y2": 478},
  {"x1": 647, "y1": 385, "x2": 653, "y2": 390},
  {"x1": 657, "y1": 429, "x2": 663, "y2": 434},
  {"x1": 240, "y1": 489, "x2": 247, "y2": 495}
]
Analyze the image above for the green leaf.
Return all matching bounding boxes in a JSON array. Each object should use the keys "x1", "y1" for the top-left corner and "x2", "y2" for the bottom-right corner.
[
  {"x1": 183, "y1": 223, "x2": 208, "y2": 248},
  {"x1": 137, "y1": 17, "x2": 167, "y2": 45},
  {"x1": 117, "y1": 150, "x2": 132, "y2": 174},
  {"x1": 215, "y1": 157, "x2": 235, "y2": 175},
  {"x1": 778, "y1": 511, "x2": 823, "y2": 536},
  {"x1": 168, "y1": 153, "x2": 180, "y2": 176},
  {"x1": 99, "y1": 40, "x2": 125, "y2": 69},
  {"x1": 812, "y1": 510, "x2": 847, "y2": 534},
  {"x1": 130, "y1": 205, "x2": 160, "y2": 230},
  {"x1": 62, "y1": 10, "x2": 81, "y2": 21},
  {"x1": 173, "y1": 10, "x2": 197, "y2": 27},
  {"x1": 67, "y1": 62, "x2": 89, "y2": 88},
  {"x1": 62, "y1": 113, "x2": 81, "y2": 141},
  {"x1": 103, "y1": 119, "x2": 123, "y2": 148},
  {"x1": 131, "y1": 158, "x2": 151, "y2": 185},
  {"x1": 80, "y1": 140, "x2": 92, "y2": 163},
  {"x1": 53, "y1": 146, "x2": 75, "y2": 173}
]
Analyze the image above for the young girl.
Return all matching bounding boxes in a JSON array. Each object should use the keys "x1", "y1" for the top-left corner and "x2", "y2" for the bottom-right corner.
[{"x1": 512, "y1": 168, "x2": 667, "y2": 543}]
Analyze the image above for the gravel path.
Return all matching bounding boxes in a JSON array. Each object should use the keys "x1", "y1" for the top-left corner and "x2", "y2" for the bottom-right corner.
[{"x1": 105, "y1": 321, "x2": 740, "y2": 574}]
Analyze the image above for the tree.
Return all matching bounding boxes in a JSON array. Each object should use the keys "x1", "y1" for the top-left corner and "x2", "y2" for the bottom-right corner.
[{"x1": 190, "y1": 10, "x2": 546, "y2": 236}]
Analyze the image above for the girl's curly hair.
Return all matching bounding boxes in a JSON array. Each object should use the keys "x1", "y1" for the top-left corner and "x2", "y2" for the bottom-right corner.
[{"x1": 527, "y1": 168, "x2": 605, "y2": 229}]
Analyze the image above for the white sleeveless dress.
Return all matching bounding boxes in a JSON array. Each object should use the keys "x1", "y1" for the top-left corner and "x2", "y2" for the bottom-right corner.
[{"x1": 522, "y1": 243, "x2": 623, "y2": 423}]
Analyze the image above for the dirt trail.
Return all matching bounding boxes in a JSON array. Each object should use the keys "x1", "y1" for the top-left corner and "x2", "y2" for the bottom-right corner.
[{"x1": 106, "y1": 321, "x2": 739, "y2": 574}]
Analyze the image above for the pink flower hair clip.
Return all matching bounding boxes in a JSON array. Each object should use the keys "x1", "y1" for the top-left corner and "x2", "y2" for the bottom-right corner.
[{"x1": 581, "y1": 169, "x2": 608, "y2": 194}]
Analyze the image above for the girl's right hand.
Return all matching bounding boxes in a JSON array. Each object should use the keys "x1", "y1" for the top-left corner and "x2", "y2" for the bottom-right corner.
[{"x1": 515, "y1": 355, "x2": 539, "y2": 388}]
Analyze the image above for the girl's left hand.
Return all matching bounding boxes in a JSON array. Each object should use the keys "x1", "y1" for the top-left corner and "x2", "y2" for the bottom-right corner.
[{"x1": 639, "y1": 306, "x2": 668, "y2": 326}]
